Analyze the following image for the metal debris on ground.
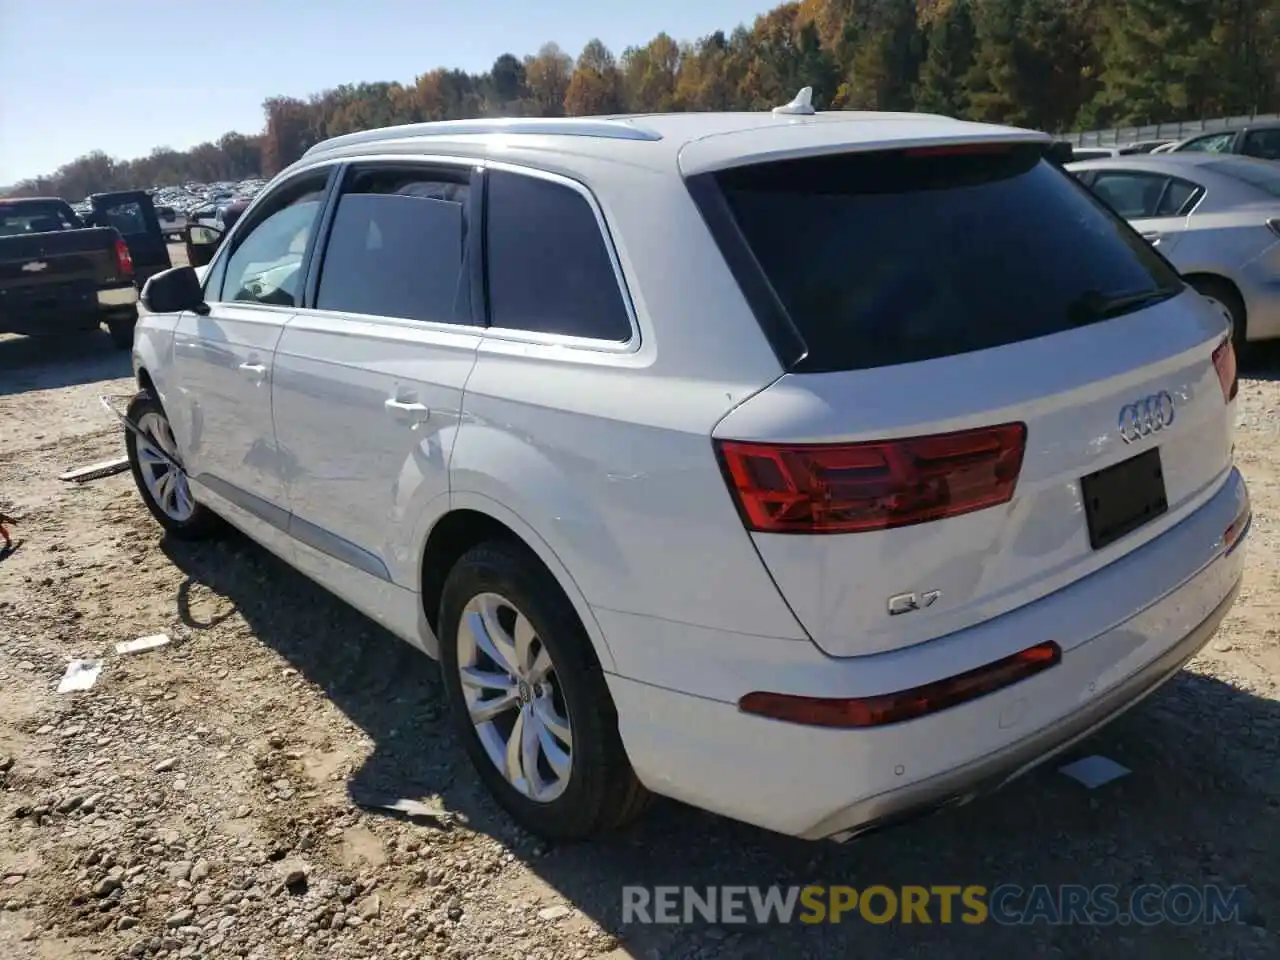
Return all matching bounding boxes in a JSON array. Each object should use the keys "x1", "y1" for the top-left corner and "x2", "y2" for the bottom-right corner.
[
  {"x1": 1058, "y1": 754, "x2": 1132, "y2": 789},
  {"x1": 59, "y1": 456, "x2": 130, "y2": 483},
  {"x1": 115, "y1": 633, "x2": 172, "y2": 655},
  {"x1": 348, "y1": 788, "x2": 458, "y2": 827},
  {"x1": 56, "y1": 659, "x2": 103, "y2": 694}
]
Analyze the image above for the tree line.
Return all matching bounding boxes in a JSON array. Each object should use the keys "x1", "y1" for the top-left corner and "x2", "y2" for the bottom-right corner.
[{"x1": 6, "y1": 0, "x2": 1278, "y2": 200}]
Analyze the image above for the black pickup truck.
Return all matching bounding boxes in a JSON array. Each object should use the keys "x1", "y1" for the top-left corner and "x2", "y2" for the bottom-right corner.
[{"x1": 0, "y1": 193, "x2": 170, "y2": 350}]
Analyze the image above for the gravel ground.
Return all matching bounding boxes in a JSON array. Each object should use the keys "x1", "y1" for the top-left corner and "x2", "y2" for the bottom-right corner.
[{"x1": 1, "y1": 281, "x2": 1278, "y2": 959}]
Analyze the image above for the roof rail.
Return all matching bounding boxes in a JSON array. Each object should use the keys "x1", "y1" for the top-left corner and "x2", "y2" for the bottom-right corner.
[{"x1": 304, "y1": 117, "x2": 663, "y2": 157}]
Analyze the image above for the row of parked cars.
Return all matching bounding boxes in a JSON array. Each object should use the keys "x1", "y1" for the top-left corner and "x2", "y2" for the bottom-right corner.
[
  {"x1": 118, "y1": 98, "x2": 1255, "y2": 845},
  {"x1": 1069, "y1": 119, "x2": 1280, "y2": 162}
]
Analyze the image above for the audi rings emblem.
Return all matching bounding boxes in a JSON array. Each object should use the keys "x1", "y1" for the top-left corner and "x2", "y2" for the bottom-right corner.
[{"x1": 1118, "y1": 391, "x2": 1176, "y2": 444}]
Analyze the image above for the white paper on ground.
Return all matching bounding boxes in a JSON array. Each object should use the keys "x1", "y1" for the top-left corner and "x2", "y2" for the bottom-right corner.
[
  {"x1": 1059, "y1": 754, "x2": 1131, "y2": 789},
  {"x1": 56, "y1": 659, "x2": 102, "y2": 694},
  {"x1": 115, "y1": 634, "x2": 171, "y2": 655}
]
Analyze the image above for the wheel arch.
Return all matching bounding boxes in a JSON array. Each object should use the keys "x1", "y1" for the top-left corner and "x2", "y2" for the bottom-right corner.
[
  {"x1": 418, "y1": 495, "x2": 617, "y2": 671},
  {"x1": 1182, "y1": 271, "x2": 1248, "y2": 337}
]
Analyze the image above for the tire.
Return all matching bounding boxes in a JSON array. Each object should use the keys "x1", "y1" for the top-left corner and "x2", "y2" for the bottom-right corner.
[
  {"x1": 106, "y1": 312, "x2": 137, "y2": 351},
  {"x1": 439, "y1": 540, "x2": 652, "y2": 840},
  {"x1": 1188, "y1": 276, "x2": 1246, "y2": 355},
  {"x1": 124, "y1": 391, "x2": 220, "y2": 540}
]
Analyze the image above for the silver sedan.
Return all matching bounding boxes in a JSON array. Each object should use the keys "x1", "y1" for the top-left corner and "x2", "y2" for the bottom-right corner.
[{"x1": 1067, "y1": 153, "x2": 1280, "y2": 348}]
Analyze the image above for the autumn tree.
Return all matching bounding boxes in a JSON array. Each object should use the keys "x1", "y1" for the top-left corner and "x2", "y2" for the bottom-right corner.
[
  {"x1": 525, "y1": 42, "x2": 574, "y2": 116},
  {"x1": 621, "y1": 33, "x2": 682, "y2": 112},
  {"x1": 565, "y1": 39, "x2": 625, "y2": 115},
  {"x1": 915, "y1": 0, "x2": 978, "y2": 116}
]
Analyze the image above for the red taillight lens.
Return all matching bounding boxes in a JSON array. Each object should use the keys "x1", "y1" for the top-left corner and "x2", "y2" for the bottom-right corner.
[
  {"x1": 715, "y1": 423, "x2": 1027, "y2": 535},
  {"x1": 114, "y1": 237, "x2": 133, "y2": 276},
  {"x1": 739, "y1": 641, "x2": 1061, "y2": 728},
  {"x1": 1212, "y1": 336, "x2": 1238, "y2": 403}
]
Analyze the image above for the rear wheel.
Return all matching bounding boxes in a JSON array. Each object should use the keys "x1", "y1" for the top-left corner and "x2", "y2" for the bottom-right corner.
[
  {"x1": 438, "y1": 540, "x2": 651, "y2": 840},
  {"x1": 124, "y1": 391, "x2": 220, "y2": 539},
  {"x1": 1188, "y1": 276, "x2": 1246, "y2": 355}
]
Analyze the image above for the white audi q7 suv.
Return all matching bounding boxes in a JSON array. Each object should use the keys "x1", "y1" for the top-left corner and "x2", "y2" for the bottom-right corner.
[{"x1": 127, "y1": 98, "x2": 1250, "y2": 843}]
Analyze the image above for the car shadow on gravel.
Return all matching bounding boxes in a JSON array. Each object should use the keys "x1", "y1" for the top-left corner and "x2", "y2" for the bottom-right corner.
[
  {"x1": 158, "y1": 531, "x2": 1278, "y2": 959},
  {"x1": 0, "y1": 332, "x2": 131, "y2": 396},
  {"x1": 1240, "y1": 340, "x2": 1280, "y2": 380}
]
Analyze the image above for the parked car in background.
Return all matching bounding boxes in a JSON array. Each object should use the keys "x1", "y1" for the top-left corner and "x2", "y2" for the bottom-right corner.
[
  {"x1": 1118, "y1": 139, "x2": 1173, "y2": 154},
  {"x1": 154, "y1": 204, "x2": 187, "y2": 241},
  {"x1": 0, "y1": 196, "x2": 140, "y2": 348},
  {"x1": 1161, "y1": 122, "x2": 1280, "y2": 161},
  {"x1": 1068, "y1": 153, "x2": 1280, "y2": 350},
  {"x1": 126, "y1": 104, "x2": 1247, "y2": 844}
]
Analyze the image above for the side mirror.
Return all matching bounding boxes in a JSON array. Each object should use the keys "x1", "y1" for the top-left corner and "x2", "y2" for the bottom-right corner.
[
  {"x1": 141, "y1": 266, "x2": 207, "y2": 315},
  {"x1": 183, "y1": 223, "x2": 223, "y2": 268}
]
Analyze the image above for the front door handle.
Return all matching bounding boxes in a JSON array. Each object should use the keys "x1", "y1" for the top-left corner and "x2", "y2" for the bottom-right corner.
[
  {"x1": 384, "y1": 397, "x2": 430, "y2": 425},
  {"x1": 1140, "y1": 231, "x2": 1161, "y2": 246}
]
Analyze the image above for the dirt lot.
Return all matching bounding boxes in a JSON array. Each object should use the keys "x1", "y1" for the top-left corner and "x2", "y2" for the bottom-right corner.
[{"x1": 1, "y1": 268, "x2": 1278, "y2": 959}]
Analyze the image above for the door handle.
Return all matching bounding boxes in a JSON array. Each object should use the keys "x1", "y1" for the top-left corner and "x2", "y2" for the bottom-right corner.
[
  {"x1": 384, "y1": 397, "x2": 430, "y2": 424},
  {"x1": 238, "y1": 361, "x2": 267, "y2": 382},
  {"x1": 1140, "y1": 231, "x2": 1161, "y2": 245}
]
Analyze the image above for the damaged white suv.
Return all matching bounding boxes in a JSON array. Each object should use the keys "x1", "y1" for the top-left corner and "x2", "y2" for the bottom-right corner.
[{"x1": 126, "y1": 95, "x2": 1249, "y2": 843}]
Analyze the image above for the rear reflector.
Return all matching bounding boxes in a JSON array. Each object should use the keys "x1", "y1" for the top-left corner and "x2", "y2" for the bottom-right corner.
[
  {"x1": 716, "y1": 423, "x2": 1027, "y2": 535},
  {"x1": 114, "y1": 237, "x2": 134, "y2": 277},
  {"x1": 739, "y1": 642, "x2": 1062, "y2": 728},
  {"x1": 1212, "y1": 336, "x2": 1238, "y2": 403}
]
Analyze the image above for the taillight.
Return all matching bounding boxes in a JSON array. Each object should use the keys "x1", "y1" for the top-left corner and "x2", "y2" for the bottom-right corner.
[
  {"x1": 114, "y1": 237, "x2": 133, "y2": 276},
  {"x1": 739, "y1": 641, "x2": 1061, "y2": 728},
  {"x1": 1212, "y1": 336, "x2": 1239, "y2": 403},
  {"x1": 715, "y1": 423, "x2": 1027, "y2": 535}
]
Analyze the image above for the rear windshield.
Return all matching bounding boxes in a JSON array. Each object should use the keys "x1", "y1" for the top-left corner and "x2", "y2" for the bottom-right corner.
[
  {"x1": 0, "y1": 200, "x2": 80, "y2": 236},
  {"x1": 711, "y1": 143, "x2": 1183, "y2": 373},
  {"x1": 1201, "y1": 158, "x2": 1280, "y2": 197}
]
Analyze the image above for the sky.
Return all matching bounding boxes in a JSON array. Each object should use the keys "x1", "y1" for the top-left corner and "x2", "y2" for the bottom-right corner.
[{"x1": 0, "y1": 0, "x2": 774, "y2": 185}]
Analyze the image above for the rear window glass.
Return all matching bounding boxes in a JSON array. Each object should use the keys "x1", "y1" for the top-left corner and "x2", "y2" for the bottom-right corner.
[
  {"x1": 1202, "y1": 158, "x2": 1280, "y2": 197},
  {"x1": 0, "y1": 201, "x2": 79, "y2": 236},
  {"x1": 711, "y1": 144, "x2": 1183, "y2": 373}
]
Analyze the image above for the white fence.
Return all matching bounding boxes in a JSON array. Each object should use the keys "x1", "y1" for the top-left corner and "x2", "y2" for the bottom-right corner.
[{"x1": 1066, "y1": 113, "x2": 1280, "y2": 147}]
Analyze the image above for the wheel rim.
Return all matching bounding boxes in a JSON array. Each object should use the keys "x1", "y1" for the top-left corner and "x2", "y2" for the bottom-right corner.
[
  {"x1": 457, "y1": 592, "x2": 573, "y2": 802},
  {"x1": 136, "y1": 412, "x2": 195, "y2": 523}
]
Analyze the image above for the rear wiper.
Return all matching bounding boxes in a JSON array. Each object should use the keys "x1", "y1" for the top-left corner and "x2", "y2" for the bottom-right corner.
[{"x1": 1067, "y1": 288, "x2": 1178, "y2": 325}]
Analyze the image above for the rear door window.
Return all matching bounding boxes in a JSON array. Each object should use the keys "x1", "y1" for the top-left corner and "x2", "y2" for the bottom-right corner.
[
  {"x1": 708, "y1": 144, "x2": 1184, "y2": 373},
  {"x1": 1241, "y1": 129, "x2": 1280, "y2": 160},
  {"x1": 484, "y1": 169, "x2": 632, "y2": 342},
  {"x1": 315, "y1": 168, "x2": 472, "y2": 324},
  {"x1": 1090, "y1": 172, "x2": 1169, "y2": 218}
]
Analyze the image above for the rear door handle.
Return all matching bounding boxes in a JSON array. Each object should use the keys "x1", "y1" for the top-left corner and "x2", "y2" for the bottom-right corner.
[
  {"x1": 384, "y1": 397, "x2": 430, "y2": 425},
  {"x1": 238, "y1": 361, "x2": 267, "y2": 382}
]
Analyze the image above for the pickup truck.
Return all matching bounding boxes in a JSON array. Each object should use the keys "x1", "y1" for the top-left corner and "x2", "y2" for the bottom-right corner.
[
  {"x1": 0, "y1": 197, "x2": 142, "y2": 349},
  {"x1": 81, "y1": 190, "x2": 173, "y2": 287}
]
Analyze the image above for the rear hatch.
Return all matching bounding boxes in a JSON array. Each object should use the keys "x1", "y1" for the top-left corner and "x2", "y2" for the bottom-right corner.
[{"x1": 698, "y1": 140, "x2": 1239, "y2": 658}]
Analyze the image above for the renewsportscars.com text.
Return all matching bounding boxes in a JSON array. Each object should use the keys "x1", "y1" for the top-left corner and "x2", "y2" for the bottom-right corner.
[{"x1": 622, "y1": 884, "x2": 1250, "y2": 926}]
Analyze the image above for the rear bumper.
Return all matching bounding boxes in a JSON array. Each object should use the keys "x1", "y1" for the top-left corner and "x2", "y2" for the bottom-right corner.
[
  {"x1": 604, "y1": 467, "x2": 1249, "y2": 839},
  {"x1": 0, "y1": 282, "x2": 136, "y2": 335},
  {"x1": 809, "y1": 577, "x2": 1239, "y2": 840},
  {"x1": 1239, "y1": 258, "x2": 1280, "y2": 341},
  {"x1": 97, "y1": 283, "x2": 138, "y2": 310}
]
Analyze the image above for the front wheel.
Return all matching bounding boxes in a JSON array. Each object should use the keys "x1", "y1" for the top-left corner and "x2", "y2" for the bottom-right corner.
[
  {"x1": 124, "y1": 391, "x2": 220, "y2": 539},
  {"x1": 438, "y1": 540, "x2": 651, "y2": 840}
]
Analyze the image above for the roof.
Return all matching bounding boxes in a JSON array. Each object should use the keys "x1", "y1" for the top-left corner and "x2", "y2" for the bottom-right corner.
[
  {"x1": 1065, "y1": 153, "x2": 1264, "y2": 174},
  {"x1": 296, "y1": 110, "x2": 1050, "y2": 178}
]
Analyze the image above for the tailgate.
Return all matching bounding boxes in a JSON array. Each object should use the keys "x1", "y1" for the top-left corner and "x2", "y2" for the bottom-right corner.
[
  {"x1": 0, "y1": 228, "x2": 122, "y2": 290},
  {"x1": 701, "y1": 139, "x2": 1238, "y2": 658}
]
